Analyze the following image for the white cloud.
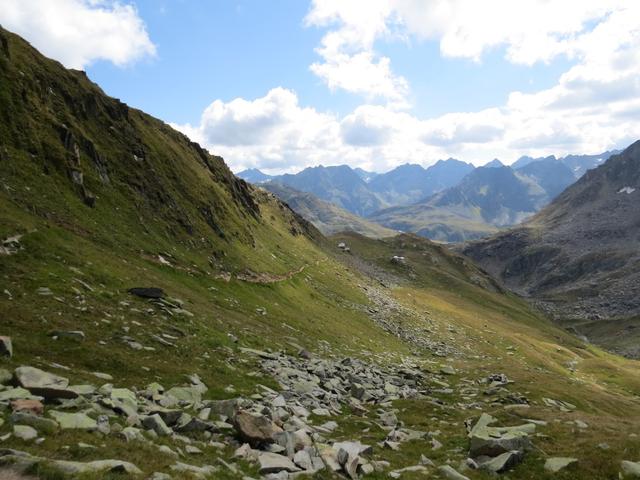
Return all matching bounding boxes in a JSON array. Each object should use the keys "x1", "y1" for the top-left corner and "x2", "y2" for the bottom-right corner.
[
  {"x1": 0, "y1": 0, "x2": 156, "y2": 69},
  {"x1": 177, "y1": 1, "x2": 640, "y2": 173},
  {"x1": 305, "y1": 0, "x2": 409, "y2": 108}
]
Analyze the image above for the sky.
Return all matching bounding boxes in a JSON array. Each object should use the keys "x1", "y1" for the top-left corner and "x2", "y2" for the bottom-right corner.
[{"x1": 1, "y1": 0, "x2": 639, "y2": 174}]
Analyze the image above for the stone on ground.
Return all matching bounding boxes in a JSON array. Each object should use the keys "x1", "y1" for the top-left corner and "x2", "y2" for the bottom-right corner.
[
  {"x1": 544, "y1": 457, "x2": 578, "y2": 473},
  {"x1": 13, "y1": 425, "x2": 38, "y2": 441},
  {"x1": 438, "y1": 465, "x2": 470, "y2": 480},
  {"x1": 621, "y1": 460, "x2": 640, "y2": 478},
  {"x1": 49, "y1": 411, "x2": 97, "y2": 430},
  {"x1": 258, "y1": 452, "x2": 300, "y2": 474},
  {"x1": 0, "y1": 336, "x2": 12, "y2": 357},
  {"x1": 234, "y1": 411, "x2": 283, "y2": 446}
]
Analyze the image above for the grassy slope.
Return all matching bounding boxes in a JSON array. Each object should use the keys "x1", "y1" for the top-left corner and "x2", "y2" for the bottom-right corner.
[
  {"x1": 0, "y1": 27, "x2": 639, "y2": 479},
  {"x1": 329, "y1": 232, "x2": 640, "y2": 479}
]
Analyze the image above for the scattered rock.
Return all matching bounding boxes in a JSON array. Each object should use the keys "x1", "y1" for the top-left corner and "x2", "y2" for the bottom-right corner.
[
  {"x1": 545, "y1": 457, "x2": 578, "y2": 473},
  {"x1": 48, "y1": 330, "x2": 85, "y2": 341},
  {"x1": 621, "y1": 460, "x2": 640, "y2": 478},
  {"x1": 13, "y1": 425, "x2": 38, "y2": 441},
  {"x1": 234, "y1": 411, "x2": 283, "y2": 446},
  {"x1": 128, "y1": 287, "x2": 165, "y2": 299},
  {"x1": 438, "y1": 465, "x2": 470, "y2": 480},
  {"x1": 49, "y1": 411, "x2": 97, "y2": 430},
  {"x1": 258, "y1": 452, "x2": 300, "y2": 474},
  {"x1": 142, "y1": 414, "x2": 172, "y2": 436}
]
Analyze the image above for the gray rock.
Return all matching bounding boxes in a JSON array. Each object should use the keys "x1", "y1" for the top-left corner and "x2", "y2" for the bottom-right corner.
[
  {"x1": 468, "y1": 413, "x2": 532, "y2": 457},
  {"x1": 15, "y1": 366, "x2": 69, "y2": 390},
  {"x1": 234, "y1": 411, "x2": 283, "y2": 446},
  {"x1": 170, "y1": 462, "x2": 218, "y2": 477},
  {"x1": 545, "y1": 457, "x2": 578, "y2": 473},
  {"x1": 258, "y1": 452, "x2": 300, "y2": 474},
  {"x1": 164, "y1": 386, "x2": 202, "y2": 406},
  {"x1": 10, "y1": 412, "x2": 59, "y2": 434},
  {"x1": 621, "y1": 460, "x2": 640, "y2": 478},
  {"x1": 14, "y1": 366, "x2": 77, "y2": 399},
  {"x1": 49, "y1": 411, "x2": 97, "y2": 430},
  {"x1": 13, "y1": 425, "x2": 38, "y2": 441},
  {"x1": 480, "y1": 450, "x2": 524, "y2": 473},
  {"x1": 293, "y1": 449, "x2": 313, "y2": 470},
  {"x1": 0, "y1": 336, "x2": 12, "y2": 357},
  {"x1": 142, "y1": 414, "x2": 172, "y2": 436},
  {"x1": 51, "y1": 459, "x2": 142, "y2": 475},
  {"x1": 121, "y1": 427, "x2": 146, "y2": 443},
  {"x1": 438, "y1": 465, "x2": 470, "y2": 480},
  {"x1": 49, "y1": 330, "x2": 85, "y2": 341}
]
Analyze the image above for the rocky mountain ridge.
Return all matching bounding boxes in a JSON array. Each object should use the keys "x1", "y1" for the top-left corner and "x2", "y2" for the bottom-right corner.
[{"x1": 463, "y1": 141, "x2": 640, "y2": 357}]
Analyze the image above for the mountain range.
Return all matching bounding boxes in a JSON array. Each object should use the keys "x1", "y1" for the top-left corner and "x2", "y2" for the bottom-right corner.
[
  {"x1": 240, "y1": 151, "x2": 618, "y2": 242},
  {"x1": 261, "y1": 182, "x2": 396, "y2": 238},
  {"x1": 463, "y1": 141, "x2": 640, "y2": 357}
]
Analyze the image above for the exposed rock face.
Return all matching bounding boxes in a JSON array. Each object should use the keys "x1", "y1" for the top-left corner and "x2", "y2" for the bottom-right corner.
[{"x1": 463, "y1": 141, "x2": 640, "y2": 357}]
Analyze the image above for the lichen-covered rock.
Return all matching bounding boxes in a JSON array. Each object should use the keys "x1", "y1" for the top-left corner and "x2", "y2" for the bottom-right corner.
[{"x1": 233, "y1": 411, "x2": 283, "y2": 446}]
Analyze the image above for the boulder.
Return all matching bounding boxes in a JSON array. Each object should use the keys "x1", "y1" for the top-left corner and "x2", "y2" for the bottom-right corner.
[
  {"x1": 14, "y1": 366, "x2": 77, "y2": 400},
  {"x1": 142, "y1": 414, "x2": 172, "y2": 436},
  {"x1": 0, "y1": 336, "x2": 12, "y2": 357},
  {"x1": 438, "y1": 465, "x2": 470, "y2": 480},
  {"x1": 13, "y1": 425, "x2": 38, "y2": 441},
  {"x1": 258, "y1": 452, "x2": 300, "y2": 474},
  {"x1": 14, "y1": 366, "x2": 68, "y2": 390},
  {"x1": 164, "y1": 386, "x2": 202, "y2": 406},
  {"x1": 480, "y1": 450, "x2": 524, "y2": 473},
  {"x1": 49, "y1": 411, "x2": 97, "y2": 430},
  {"x1": 50, "y1": 459, "x2": 142, "y2": 475},
  {"x1": 10, "y1": 412, "x2": 59, "y2": 434},
  {"x1": 468, "y1": 413, "x2": 532, "y2": 457},
  {"x1": 545, "y1": 457, "x2": 578, "y2": 473},
  {"x1": 621, "y1": 461, "x2": 640, "y2": 478},
  {"x1": 128, "y1": 287, "x2": 165, "y2": 299},
  {"x1": 48, "y1": 330, "x2": 85, "y2": 341},
  {"x1": 234, "y1": 411, "x2": 283, "y2": 446}
]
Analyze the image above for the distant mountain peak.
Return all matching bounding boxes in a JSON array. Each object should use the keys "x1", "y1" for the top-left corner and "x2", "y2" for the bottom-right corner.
[{"x1": 483, "y1": 158, "x2": 504, "y2": 168}]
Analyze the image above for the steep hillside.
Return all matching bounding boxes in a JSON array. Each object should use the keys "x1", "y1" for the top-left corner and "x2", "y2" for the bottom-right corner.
[
  {"x1": 463, "y1": 141, "x2": 640, "y2": 357},
  {"x1": 2, "y1": 26, "x2": 640, "y2": 480},
  {"x1": 271, "y1": 165, "x2": 386, "y2": 216},
  {"x1": 261, "y1": 182, "x2": 396, "y2": 238}
]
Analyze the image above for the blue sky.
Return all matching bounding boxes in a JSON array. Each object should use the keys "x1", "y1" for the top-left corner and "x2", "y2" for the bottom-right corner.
[
  {"x1": 86, "y1": 1, "x2": 571, "y2": 123},
  {"x1": 2, "y1": 1, "x2": 639, "y2": 173}
]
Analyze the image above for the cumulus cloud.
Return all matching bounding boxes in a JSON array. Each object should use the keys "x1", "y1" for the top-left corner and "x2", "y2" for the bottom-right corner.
[
  {"x1": 0, "y1": 0, "x2": 156, "y2": 69},
  {"x1": 177, "y1": 1, "x2": 640, "y2": 173}
]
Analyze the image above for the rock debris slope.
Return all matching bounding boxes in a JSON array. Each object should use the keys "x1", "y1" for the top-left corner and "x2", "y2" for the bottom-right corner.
[{"x1": 463, "y1": 141, "x2": 640, "y2": 357}]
